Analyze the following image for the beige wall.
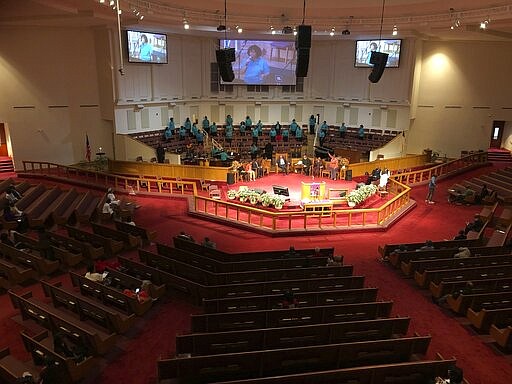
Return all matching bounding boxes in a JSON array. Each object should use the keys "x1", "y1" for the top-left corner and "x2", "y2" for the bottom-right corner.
[
  {"x1": 407, "y1": 41, "x2": 512, "y2": 158},
  {"x1": 1, "y1": 25, "x2": 511, "y2": 168}
]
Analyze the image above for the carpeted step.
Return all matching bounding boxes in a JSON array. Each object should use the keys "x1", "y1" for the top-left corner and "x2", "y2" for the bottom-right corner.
[
  {"x1": 487, "y1": 150, "x2": 512, "y2": 162},
  {"x1": 0, "y1": 158, "x2": 14, "y2": 172}
]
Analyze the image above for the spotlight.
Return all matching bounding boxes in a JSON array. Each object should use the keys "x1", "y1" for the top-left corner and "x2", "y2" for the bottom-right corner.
[
  {"x1": 99, "y1": 0, "x2": 105, "y2": 3},
  {"x1": 217, "y1": 24, "x2": 226, "y2": 31},
  {"x1": 341, "y1": 29, "x2": 350, "y2": 35},
  {"x1": 109, "y1": 0, "x2": 114, "y2": 5},
  {"x1": 479, "y1": 20, "x2": 489, "y2": 29},
  {"x1": 236, "y1": 25, "x2": 243, "y2": 33},
  {"x1": 270, "y1": 26, "x2": 276, "y2": 35},
  {"x1": 329, "y1": 28, "x2": 335, "y2": 37},
  {"x1": 183, "y1": 20, "x2": 190, "y2": 30},
  {"x1": 140, "y1": 15, "x2": 144, "y2": 20},
  {"x1": 392, "y1": 25, "x2": 398, "y2": 36},
  {"x1": 293, "y1": 28, "x2": 297, "y2": 36}
]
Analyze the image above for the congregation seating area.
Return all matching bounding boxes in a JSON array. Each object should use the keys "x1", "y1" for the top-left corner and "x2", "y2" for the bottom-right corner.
[
  {"x1": 380, "y1": 202, "x2": 512, "y2": 352},
  {"x1": 456, "y1": 166, "x2": 512, "y2": 203},
  {"x1": 151, "y1": 237, "x2": 459, "y2": 384}
]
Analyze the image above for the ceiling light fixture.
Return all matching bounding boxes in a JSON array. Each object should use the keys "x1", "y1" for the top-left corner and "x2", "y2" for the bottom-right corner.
[
  {"x1": 236, "y1": 25, "x2": 243, "y2": 33},
  {"x1": 480, "y1": 19, "x2": 489, "y2": 29},
  {"x1": 109, "y1": 0, "x2": 114, "y2": 6},
  {"x1": 183, "y1": 19, "x2": 190, "y2": 29},
  {"x1": 392, "y1": 25, "x2": 398, "y2": 36},
  {"x1": 329, "y1": 28, "x2": 335, "y2": 37}
]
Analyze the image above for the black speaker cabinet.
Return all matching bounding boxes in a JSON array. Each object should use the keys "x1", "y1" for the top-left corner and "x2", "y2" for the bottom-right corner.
[
  {"x1": 345, "y1": 169, "x2": 353, "y2": 181},
  {"x1": 295, "y1": 25, "x2": 312, "y2": 49},
  {"x1": 296, "y1": 47, "x2": 310, "y2": 77},
  {"x1": 368, "y1": 51, "x2": 389, "y2": 83},
  {"x1": 216, "y1": 48, "x2": 236, "y2": 82}
]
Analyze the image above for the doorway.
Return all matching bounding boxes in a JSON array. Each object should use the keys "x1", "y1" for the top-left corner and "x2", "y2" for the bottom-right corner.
[
  {"x1": 0, "y1": 123, "x2": 8, "y2": 157},
  {"x1": 490, "y1": 120, "x2": 505, "y2": 149}
]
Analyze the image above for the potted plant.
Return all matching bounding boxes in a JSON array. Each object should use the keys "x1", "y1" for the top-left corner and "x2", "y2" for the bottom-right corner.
[{"x1": 347, "y1": 184, "x2": 377, "y2": 207}]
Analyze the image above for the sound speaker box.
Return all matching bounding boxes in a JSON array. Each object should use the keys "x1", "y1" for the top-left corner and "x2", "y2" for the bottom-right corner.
[
  {"x1": 295, "y1": 25, "x2": 312, "y2": 49},
  {"x1": 368, "y1": 51, "x2": 389, "y2": 83},
  {"x1": 296, "y1": 48, "x2": 310, "y2": 77},
  {"x1": 345, "y1": 169, "x2": 353, "y2": 181},
  {"x1": 227, "y1": 172, "x2": 235, "y2": 185},
  {"x1": 216, "y1": 48, "x2": 236, "y2": 82}
]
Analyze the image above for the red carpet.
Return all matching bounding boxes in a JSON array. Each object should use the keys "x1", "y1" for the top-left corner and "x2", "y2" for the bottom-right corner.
[{"x1": 1, "y1": 164, "x2": 512, "y2": 384}]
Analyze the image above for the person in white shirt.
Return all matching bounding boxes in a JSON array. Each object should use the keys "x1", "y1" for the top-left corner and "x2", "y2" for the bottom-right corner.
[
  {"x1": 106, "y1": 188, "x2": 120, "y2": 205},
  {"x1": 85, "y1": 264, "x2": 105, "y2": 282},
  {"x1": 102, "y1": 198, "x2": 114, "y2": 216}
]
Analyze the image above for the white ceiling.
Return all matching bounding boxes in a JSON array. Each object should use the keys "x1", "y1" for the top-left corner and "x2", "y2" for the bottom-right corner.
[{"x1": 1, "y1": 0, "x2": 512, "y2": 41}]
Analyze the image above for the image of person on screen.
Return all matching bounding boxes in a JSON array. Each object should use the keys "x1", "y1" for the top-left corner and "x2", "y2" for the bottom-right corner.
[
  {"x1": 366, "y1": 42, "x2": 378, "y2": 65},
  {"x1": 139, "y1": 34, "x2": 153, "y2": 61},
  {"x1": 243, "y1": 45, "x2": 270, "y2": 84}
]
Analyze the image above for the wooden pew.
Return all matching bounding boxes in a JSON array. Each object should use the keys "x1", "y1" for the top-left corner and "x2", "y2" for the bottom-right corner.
[
  {"x1": 24, "y1": 187, "x2": 65, "y2": 228},
  {"x1": 9, "y1": 290, "x2": 117, "y2": 355},
  {"x1": 139, "y1": 249, "x2": 353, "y2": 286},
  {"x1": 396, "y1": 245, "x2": 508, "y2": 273},
  {"x1": 52, "y1": 188, "x2": 82, "y2": 225},
  {"x1": 202, "y1": 288, "x2": 379, "y2": 313},
  {"x1": 0, "y1": 258, "x2": 37, "y2": 288},
  {"x1": 114, "y1": 220, "x2": 157, "y2": 246},
  {"x1": 0, "y1": 347, "x2": 39, "y2": 384},
  {"x1": 157, "y1": 336, "x2": 431, "y2": 383},
  {"x1": 66, "y1": 225, "x2": 124, "y2": 256},
  {"x1": 487, "y1": 223, "x2": 512, "y2": 247},
  {"x1": 12, "y1": 231, "x2": 83, "y2": 268},
  {"x1": 46, "y1": 231, "x2": 104, "y2": 260},
  {"x1": 490, "y1": 323, "x2": 512, "y2": 349},
  {"x1": 191, "y1": 301, "x2": 394, "y2": 333},
  {"x1": 21, "y1": 330, "x2": 97, "y2": 383},
  {"x1": 104, "y1": 267, "x2": 166, "y2": 299},
  {"x1": 475, "y1": 201, "x2": 498, "y2": 222},
  {"x1": 173, "y1": 236, "x2": 335, "y2": 261},
  {"x1": 467, "y1": 306, "x2": 512, "y2": 332},
  {"x1": 0, "y1": 242, "x2": 60, "y2": 276},
  {"x1": 208, "y1": 357, "x2": 457, "y2": 384},
  {"x1": 41, "y1": 280, "x2": 136, "y2": 334},
  {"x1": 430, "y1": 276, "x2": 512, "y2": 299},
  {"x1": 15, "y1": 184, "x2": 46, "y2": 212},
  {"x1": 156, "y1": 242, "x2": 329, "y2": 272},
  {"x1": 69, "y1": 271, "x2": 153, "y2": 317},
  {"x1": 414, "y1": 264, "x2": 512, "y2": 289},
  {"x1": 379, "y1": 238, "x2": 483, "y2": 259},
  {"x1": 176, "y1": 317, "x2": 411, "y2": 356},
  {"x1": 447, "y1": 291, "x2": 512, "y2": 315},
  {"x1": 0, "y1": 177, "x2": 15, "y2": 193},
  {"x1": 74, "y1": 191, "x2": 100, "y2": 223},
  {"x1": 90, "y1": 222, "x2": 140, "y2": 250},
  {"x1": 403, "y1": 253, "x2": 512, "y2": 278}
]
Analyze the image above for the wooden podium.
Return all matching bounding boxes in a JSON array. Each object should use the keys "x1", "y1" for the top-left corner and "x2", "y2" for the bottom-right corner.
[{"x1": 301, "y1": 181, "x2": 326, "y2": 201}]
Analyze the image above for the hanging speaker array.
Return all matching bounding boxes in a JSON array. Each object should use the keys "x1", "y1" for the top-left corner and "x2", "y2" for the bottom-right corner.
[
  {"x1": 216, "y1": 48, "x2": 236, "y2": 82},
  {"x1": 368, "y1": 51, "x2": 389, "y2": 83},
  {"x1": 295, "y1": 25, "x2": 311, "y2": 78}
]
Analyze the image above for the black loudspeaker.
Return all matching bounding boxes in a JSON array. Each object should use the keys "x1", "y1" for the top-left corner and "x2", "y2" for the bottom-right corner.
[
  {"x1": 296, "y1": 48, "x2": 310, "y2": 77},
  {"x1": 345, "y1": 169, "x2": 353, "y2": 181},
  {"x1": 227, "y1": 172, "x2": 235, "y2": 185},
  {"x1": 295, "y1": 25, "x2": 312, "y2": 49},
  {"x1": 368, "y1": 51, "x2": 389, "y2": 83},
  {"x1": 216, "y1": 48, "x2": 236, "y2": 82}
]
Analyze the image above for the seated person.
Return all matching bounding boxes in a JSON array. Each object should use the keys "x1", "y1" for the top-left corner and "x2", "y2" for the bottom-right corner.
[
  {"x1": 475, "y1": 184, "x2": 489, "y2": 204},
  {"x1": 244, "y1": 162, "x2": 256, "y2": 181},
  {"x1": 276, "y1": 155, "x2": 288, "y2": 175},
  {"x1": 301, "y1": 155, "x2": 312, "y2": 175},
  {"x1": 106, "y1": 188, "x2": 120, "y2": 205},
  {"x1": 202, "y1": 237, "x2": 216, "y2": 249},
  {"x1": 327, "y1": 255, "x2": 343, "y2": 266},
  {"x1": 177, "y1": 231, "x2": 195, "y2": 243},
  {"x1": 102, "y1": 198, "x2": 114, "y2": 217},
  {"x1": 454, "y1": 247, "x2": 471, "y2": 258},
  {"x1": 281, "y1": 291, "x2": 298, "y2": 309},
  {"x1": 453, "y1": 230, "x2": 467, "y2": 240},
  {"x1": 464, "y1": 215, "x2": 484, "y2": 234},
  {"x1": 85, "y1": 264, "x2": 106, "y2": 282},
  {"x1": 419, "y1": 240, "x2": 434, "y2": 250},
  {"x1": 5, "y1": 185, "x2": 22, "y2": 204},
  {"x1": 283, "y1": 246, "x2": 298, "y2": 258},
  {"x1": 123, "y1": 280, "x2": 152, "y2": 303}
]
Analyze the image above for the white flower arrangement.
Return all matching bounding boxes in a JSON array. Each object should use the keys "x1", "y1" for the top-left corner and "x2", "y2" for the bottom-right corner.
[
  {"x1": 227, "y1": 189, "x2": 238, "y2": 200},
  {"x1": 346, "y1": 184, "x2": 378, "y2": 206}
]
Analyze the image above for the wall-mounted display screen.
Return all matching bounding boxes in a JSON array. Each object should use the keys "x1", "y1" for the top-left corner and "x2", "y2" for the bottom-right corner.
[
  {"x1": 219, "y1": 39, "x2": 297, "y2": 85},
  {"x1": 355, "y1": 39, "x2": 401, "y2": 68},
  {"x1": 127, "y1": 30, "x2": 168, "y2": 64}
]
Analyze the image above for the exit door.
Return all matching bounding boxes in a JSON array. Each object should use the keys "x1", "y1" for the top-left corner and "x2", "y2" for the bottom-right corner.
[{"x1": 490, "y1": 120, "x2": 505, "y2": 149}]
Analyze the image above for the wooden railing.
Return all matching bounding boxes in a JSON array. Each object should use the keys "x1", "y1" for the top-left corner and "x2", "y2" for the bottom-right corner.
[
  {"x1": 21, "y1": 161, "x2": 198, "y2": 196},
  {"x1": 20, "y1": 151, "x2": 487, "y2": 233},
  {"x1": 193, "y1": 178, "x2": 411, "y2": 232},
  {"x1": 390, "y1": 151, "x2": 488, "y2": 186}
]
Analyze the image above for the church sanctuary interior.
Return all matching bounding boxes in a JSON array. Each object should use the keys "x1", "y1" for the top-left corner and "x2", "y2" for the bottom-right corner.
[{"x1": 2, "y1": 0, "x2": 512, "y2": 383}]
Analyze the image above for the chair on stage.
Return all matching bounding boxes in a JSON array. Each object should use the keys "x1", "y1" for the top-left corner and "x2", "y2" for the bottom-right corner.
[
  {"x1": 261, "y1": 158, "x2": 271, "y2": 176},
  {"x1": 274, "y1": 153, "x2": 290, "y2": 174},
  {"x1": 208, "y1": 185, "x2": 221, "y2": 199}
]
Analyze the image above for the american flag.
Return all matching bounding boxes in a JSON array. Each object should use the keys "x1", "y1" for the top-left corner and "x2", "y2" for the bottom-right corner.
[{"x1": 86, "y1": 134, "x2": 91, "y2": 162}]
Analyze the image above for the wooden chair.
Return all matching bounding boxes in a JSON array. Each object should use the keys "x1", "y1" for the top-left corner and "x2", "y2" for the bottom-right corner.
[
  {"x1": 261, "y1": 159, "x2": 271, "y2": 176},
  {"x1": 200, "y1": 179, "x2": 210, "y2": 191},
  {"x1": 208, "y1": 185, "x2": 221, "y2": 199},
  {"x1": 274, "y1": 153, "x2": 290, "y2": 174}
]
